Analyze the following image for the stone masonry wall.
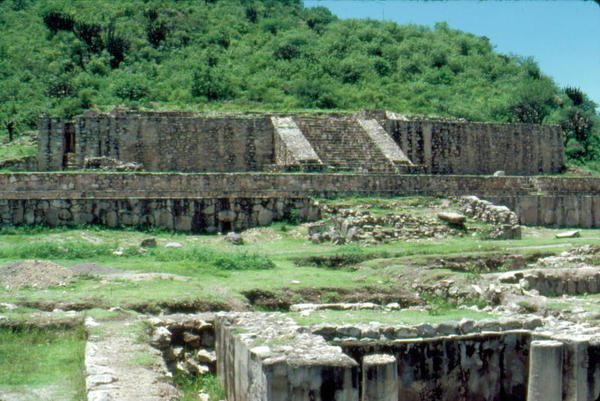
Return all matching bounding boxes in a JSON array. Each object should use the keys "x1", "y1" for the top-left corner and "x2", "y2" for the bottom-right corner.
[
  {"x1": 37, "y1": 116, "x2": 66, "y2": 171},
  {"x1": 0, "y1": 173, "x2": 599, "y2": 228},
  {"x1": 37, "y1": 110, "x2": 565, "y2": 175},
  {"x1": 0, "y1": 197, "x2": 319, "y2": 233},
  {"x1": 341, "y1": 332, "x2": 531, "y2": 401},
  {"x1": 365, "y1": 111, "x2": 565, "y2": 175},
  {"x1": 67, "y1": 110, "x2": 275, "y2": 172}
]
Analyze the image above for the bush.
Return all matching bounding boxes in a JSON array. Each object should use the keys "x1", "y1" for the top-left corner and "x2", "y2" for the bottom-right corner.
[
  {"x1": 42, "y1": 9, "x2": 75, "y2": 33},
  {"x1": 74, "y1": 21, "x2": 104, "y2": 53},
  {"x1": 302, "y1": 6, "x2": 336, "y2": 32},
  {"x1": 113, "y1": 76, "x2": 150, "y2": 101},
  {"x1": 146, "y1": 19, "x2": 169, "y2": 47},
  {"x1": 191, "y1": 66, "x2": 233, "y2": 101},
  {"x1": 105, "y1": 25, "x2": 128, "y2": 68}
]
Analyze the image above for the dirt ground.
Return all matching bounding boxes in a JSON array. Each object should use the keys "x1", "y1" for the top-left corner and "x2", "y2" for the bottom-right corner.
[{"x1": 0, "y1": 260, "x2": 74, "y2": 290}]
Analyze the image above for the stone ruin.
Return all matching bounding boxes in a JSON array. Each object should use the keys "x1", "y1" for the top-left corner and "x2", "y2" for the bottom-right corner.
[
  {"x1": 1, "y1": 108, "x2": 599, "y2": 233},
  {"x1": 139, "y1": 312, "x2": 600, "y2": 401},
  {"x1": 2, "y1": 109, "x2": 600, "y2": 400},
  {"x1": 36, "y1": 109, "x2": 564, "y2": 175}
]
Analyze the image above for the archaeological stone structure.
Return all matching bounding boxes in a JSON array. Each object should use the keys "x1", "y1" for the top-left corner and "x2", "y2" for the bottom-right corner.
[
  {"x1": 145, "y1": 312, "x2": 600, "y2": 401},
  {"x1": 37, "y1": 109, "x2": 564, "y2": 174},
  {"x1": 0, "y1": 108, "x2": 596, "y2": 232}
]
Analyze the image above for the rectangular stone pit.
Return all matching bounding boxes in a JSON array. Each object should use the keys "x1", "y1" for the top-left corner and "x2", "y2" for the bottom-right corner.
[{"x1": 152, "y1": 313, "x2": 600, "y2": 401}]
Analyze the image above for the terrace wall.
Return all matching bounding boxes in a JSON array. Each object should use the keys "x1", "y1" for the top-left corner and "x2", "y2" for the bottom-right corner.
[
  {"x1": 40, "y1": 110, "x2": 276, "y2": 172},
  {"x1": 0, "y1": 173, "x2": 599, "y2": 228},
  {"x1": 365, "y1": 111, "x2": 565, "y2": 175}
]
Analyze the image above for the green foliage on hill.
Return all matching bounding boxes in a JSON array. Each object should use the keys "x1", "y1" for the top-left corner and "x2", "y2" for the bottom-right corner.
[{"x1": 0, "y1": 0, "x2": 598, "y2": 162}]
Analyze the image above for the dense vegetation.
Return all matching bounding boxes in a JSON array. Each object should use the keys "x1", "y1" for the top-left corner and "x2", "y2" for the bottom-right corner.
[{"x1": 0, "y1": 0, "x2": 598, "y2": 163}]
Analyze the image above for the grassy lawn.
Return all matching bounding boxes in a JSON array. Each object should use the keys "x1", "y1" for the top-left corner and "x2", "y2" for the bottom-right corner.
[
  {"x1": 0, "y1": 221, "x2": 598, "y2": 310},
  {"x1": 289, "y1": 308, "x2": 493, "y2": 326},
  {"x1": 0, "y1": 326, "x2": 86, "y2": 401},
  {"x1": 0, "y1": 196, "x2": 599, "y2": 313}
]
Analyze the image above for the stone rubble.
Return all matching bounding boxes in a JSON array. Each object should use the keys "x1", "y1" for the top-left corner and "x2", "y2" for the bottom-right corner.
[
  {"x1": 308, "y1": 207, "x2": 455, "y2": 244},
  {"x1": 148, "y1": 314, "x2": 217, "y2": 378},
  {"x1": 459, "y1": 195, "x2": 522, "y2": 239},
  {"x1": 84, "y1": 156, "x2": 143, "y2": 171}
]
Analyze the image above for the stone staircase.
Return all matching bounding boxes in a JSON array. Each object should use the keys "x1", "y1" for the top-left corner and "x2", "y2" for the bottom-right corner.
[
  {"x1": 294, "y1": 116, "x2": 402, "y2": 173},
  {"x1": 63, "y1": 152, "x2": 78, "y2": 170}
]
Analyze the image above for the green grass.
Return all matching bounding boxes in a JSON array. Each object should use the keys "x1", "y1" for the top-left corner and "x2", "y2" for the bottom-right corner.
[
  {"x1": 289, "y1": 308, "x2": 493, "y2": 326},
  {"x1": 0, "y1": 326, "x2": 86, "y2": 400},
  {"x1": 0, "y1": 136, "x2": 36, "y2": 162},
  {"x1": 173, "y1": 373, "x2": 225, "y2": 401},
  {"x1": 1, "y1": 204, "x2": 599, "y2": 311}
]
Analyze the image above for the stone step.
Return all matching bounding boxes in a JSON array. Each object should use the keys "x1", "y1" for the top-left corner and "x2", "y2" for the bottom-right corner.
[{"x1": 294, "y1": 117, "x2": 399, "y2": 173}]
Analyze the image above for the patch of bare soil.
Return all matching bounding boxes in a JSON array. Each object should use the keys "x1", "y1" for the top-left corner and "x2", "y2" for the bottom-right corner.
[
  {"x1": 242, "y1": 286, "x2": 422, "y2": 311},
  {"x1": 0, "y1": 260, "x2": 73, "y2": 290},
  {"x1": 69, "y1": 263, "x2": 123, "y2": 276},
  {"x1": 237, "y1": 227, "x2": 282, "y2": 244}
]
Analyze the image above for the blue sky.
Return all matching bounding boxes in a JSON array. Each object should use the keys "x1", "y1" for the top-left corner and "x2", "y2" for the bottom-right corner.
[{"x1": 304, "y1": 0, "x2": 600, "y2": 107}]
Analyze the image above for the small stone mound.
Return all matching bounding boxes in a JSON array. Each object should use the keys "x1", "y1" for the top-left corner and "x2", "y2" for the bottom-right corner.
[{"x1": 0, "y1": 260, "x2": 74, "y2": 290}]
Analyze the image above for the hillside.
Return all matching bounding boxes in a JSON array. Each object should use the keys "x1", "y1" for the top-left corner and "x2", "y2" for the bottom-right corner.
[{"x1": 0, "y1": 0, "x2": 598, "y2": 162}]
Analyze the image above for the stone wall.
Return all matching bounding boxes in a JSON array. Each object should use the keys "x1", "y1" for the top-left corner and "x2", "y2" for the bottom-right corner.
[
  {"x1": 37, "y1": 116, "x2": 68, "y2": 171},
  {"x1": 0, "y1": 172, "x2": 599, "y2": 229},
  {"x1": 365, "y1": 110, "x2": 565, "y2": 175},
  {"x1": 215, "y1": 313, "x2": 359, "y2": 401},
  {"x1": 40, "y1": 110, "x2": 276, "y2": 172},
  {"x1": 5, "y1": 173, "x2": 600, "y2": 198},
  {"x1": 211, "y1": 313, "x2": 600, "y2": 401},
  {"x1": 0, "y1": 197, "x2": 319, "y2": 233},
  {"x1": 36, "y1": 110, "x2": 565, "y2": 175},
  {"x1": 342, "y1": 332, "x2": 531, "y2": 401}
]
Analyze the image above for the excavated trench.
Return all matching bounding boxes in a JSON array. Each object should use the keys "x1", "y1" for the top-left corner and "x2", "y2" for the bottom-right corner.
[{"x1": 150, "y1": 313, "x2": 600, "y2": 401}]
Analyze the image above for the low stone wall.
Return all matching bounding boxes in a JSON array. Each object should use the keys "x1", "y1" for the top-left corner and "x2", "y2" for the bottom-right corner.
[
  {"x1": 342, "y1": 332, "x2": 531, "y2": 401},
  {"x1": 499, "y1": 267, "x2": 600, "y2": 296},
  {"x1": 0, "y1": 173, "x2": 599, "y2": 228},
  {"x1": 490, "y1": 195, "x2": 600, "y2": 228},
  {"x1": 215, "y1": 313, "x2": 359, "y2": 401},
  {"x1": 0, "y1": 197, "x2": 320, "y2": 233},
  {"x1": 0, "y1": 156, "x2": 38, "y2": 172},
  {"x1": 209, "y1": 313, "x2": 600, "y2": 401}
]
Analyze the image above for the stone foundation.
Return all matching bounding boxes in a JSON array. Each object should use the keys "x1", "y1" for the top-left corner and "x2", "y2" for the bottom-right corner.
[
  {"x1": 0, "y1": 197, "x2": 320, "y2": 233},
  {"x1": 147, "y1": 313, "x2": 600, "y2": 401},
  {"x1": 1, "y1": 172, "x2": 600, "y2": 229}
]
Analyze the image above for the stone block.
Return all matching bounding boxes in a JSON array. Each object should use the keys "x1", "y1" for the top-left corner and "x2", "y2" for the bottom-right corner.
[
  {"x1": 527, "y1": 340, "x2": 563, "y2": 401},
  {"x1": 361, "y1": 354, "x2": 398, "y2": 401}
]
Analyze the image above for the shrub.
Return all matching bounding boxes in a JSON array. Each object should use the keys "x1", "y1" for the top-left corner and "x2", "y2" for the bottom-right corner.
[
  {"x1": 42, "y1": 9, "x2": 75, "y2": 33},
  {"x1": 146, "y1": 19, "x2": 169, "y2": 47},
  {"x1": 105, "y1": 25, "x2": 128, "y2": 68},
  {"x1": 191, "y1": 66, "x2": 233, "y2": 101},
  {"x1": 74, "y1": 21, "x2": 104, "y2": 53},
  {"x1": 302, "y1": 6, "x2": 335, "y2": 32},
  {"x1": 113, "y1": 76, "x2": 150, "y2": 101}
]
